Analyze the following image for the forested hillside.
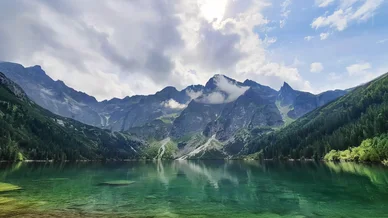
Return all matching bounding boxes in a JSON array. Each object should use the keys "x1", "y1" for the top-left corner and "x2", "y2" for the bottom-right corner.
[
  {"x1": 0, "y1": 72, "x2": 144, "y2": 161},
  {"x1": 246, "y1": 73, "x2": 388, "y2": 160}
]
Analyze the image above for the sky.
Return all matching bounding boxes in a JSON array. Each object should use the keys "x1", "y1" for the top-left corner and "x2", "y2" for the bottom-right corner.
[{"x1": 0, "y1": 0, "x2": 387, "y2": 101}]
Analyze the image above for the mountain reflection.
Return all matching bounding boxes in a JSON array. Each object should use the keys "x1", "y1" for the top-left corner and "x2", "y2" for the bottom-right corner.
[
  {"x1": 1, "y1": 161, "x2": 388, "y2": 217},
  {"x1": 172, "y1": 160, "x2": 239, "y2": 188}
]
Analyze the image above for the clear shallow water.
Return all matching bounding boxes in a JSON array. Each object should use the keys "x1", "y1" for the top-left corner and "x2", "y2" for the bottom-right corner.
[{"x1": 1, "y1": 161, "x2": 388, "y2": 218}]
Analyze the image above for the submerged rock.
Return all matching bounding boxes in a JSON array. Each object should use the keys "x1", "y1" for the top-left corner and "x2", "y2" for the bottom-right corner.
[
  {"x1": 97, "y1": 180, "x2": 135, "y2": 186},
  {"x1": 0, "y1": 182, "x2": 22, "y2": 193}
]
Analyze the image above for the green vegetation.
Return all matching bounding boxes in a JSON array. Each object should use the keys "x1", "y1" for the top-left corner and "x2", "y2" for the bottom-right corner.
[
  {"x1": 325, "y1": 161, "x2": 388, "y2": 185},
  {"x1": 157, "y1": 113, "x2": 179, "y2": 124},
  {"x1": 142, "y1": 139, "x2": 178, "y2": 159},
  {"x1": 324, "y1": 134, "x2": 388, "y2": 162},
  {"x1": 275, "y1": 100, "x2": 295, "y2": 126},
  {"x1": 243, "y1": 150, "x2": 264, "y2": 160},
  {"x1": 164, "y1": 141, "x2": 178, "y2": 158},
  {"x1": 0, "y1": 72, "x2": 144, "y2": 161},
  {"x1": 0, "y1": 182, "x2": 21, "y2": 193},
  {"x1": 247, "y1": 73, "x2": 388, "y2": 160}
]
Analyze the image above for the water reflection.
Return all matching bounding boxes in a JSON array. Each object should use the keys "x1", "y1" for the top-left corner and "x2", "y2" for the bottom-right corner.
[
  {"x1": 325, "y1": 161, "x2": 388, "y2": 185},
  {"x1": 1, "y1": 161, "x2": 388, "y2": 217}
]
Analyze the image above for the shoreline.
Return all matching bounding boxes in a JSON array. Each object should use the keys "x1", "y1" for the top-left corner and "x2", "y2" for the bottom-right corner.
[{"x1": 1, "y1": 158, "x2": 387, "y2": 166}]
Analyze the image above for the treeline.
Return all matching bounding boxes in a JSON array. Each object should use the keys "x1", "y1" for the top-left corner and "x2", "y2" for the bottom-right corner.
[
  {"x1": 0, "y1": 78, "x2": 144, "y2": 161},
  {"x1": 246, "y1": 73, "x2": 388, "y2": 160},
  {"x1": 325, "y1": 134, "x2": 388, "y2": 162}
]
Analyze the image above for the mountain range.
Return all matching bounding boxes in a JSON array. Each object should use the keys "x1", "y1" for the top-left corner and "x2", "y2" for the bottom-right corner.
[
  {"x1": 2, "y1": 61, "x2": 386, "y2": 161},
  {"x1": 0, "y1": 62, "x2": 346, "y2": 138}
]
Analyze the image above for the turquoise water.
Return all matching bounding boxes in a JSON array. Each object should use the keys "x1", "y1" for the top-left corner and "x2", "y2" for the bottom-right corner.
[{"x1": 1, "y1": 161, "x2": 388, "y2": 217}]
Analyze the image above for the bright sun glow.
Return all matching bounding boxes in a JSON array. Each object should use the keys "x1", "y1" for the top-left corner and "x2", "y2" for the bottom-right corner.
[{"x1": 198, "y1": 0, "x2": 228, "y2": 25}]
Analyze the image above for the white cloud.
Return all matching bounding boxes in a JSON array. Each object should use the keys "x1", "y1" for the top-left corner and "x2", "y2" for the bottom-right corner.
[
  {"x1": 281, "y1": 0, "x2": 292, "y2": 17},
  {"x1": 162, "y1": 99, "x2": 187, "y2": 110},
  {"x1": 280, "y1": 0, "x2": 292, "y2": 28},
  {"x1": 312, "y1": 10, "x2": 348, "y2": 31},
  {"x1": 198, "y1": 92, "x2": 226, "y2": 104},
  {"x1": 263, "y1": 35, "x2": 277, "y2": 45},
  {"x1": 0, "y1": 0, "x2": 312, "y2": 100},
  {"x1": 197, "y1": 75, "x2": 249, "y2": 104},
  {"x1": 316, "y1": 0, "x2": 335, "y2": 7},
  {"x1": 279, "y1": 20, "x2": 286, "y2": 28},
  {"x1": 215, "y1": 75, "x2": 249, "y2": 102},
  {"x1": 310, "y1": 62, "x2": 324, "y2": 73},
  {"x1": 186, "y1": 89, "x2": 203, "y2": 100},
  {"x1": 377, "y1": 38, "x2": 388, "y2": 44},
  {"x1": 346, "y1": 62, "x2": 372, "y2": 76},
  {"x1": 311, "y1": 0, "x2": 384, "y2": 32},
  {"x1": 304, "y1": 36, "x2": 314, "y2": 41},
  {"x1": 320, "y1": 32, "x2": 330, "y2": 40}
]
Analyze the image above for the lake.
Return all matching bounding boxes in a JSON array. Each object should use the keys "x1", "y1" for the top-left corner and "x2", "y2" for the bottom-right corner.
[{"x1": 1, "y1": 161, "x2": 388, "y2": 217}]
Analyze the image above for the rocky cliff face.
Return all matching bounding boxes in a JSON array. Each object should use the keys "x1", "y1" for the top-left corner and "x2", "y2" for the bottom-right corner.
[{"x1": 202, "y1": 86, "x2": 283, "y2": 141}]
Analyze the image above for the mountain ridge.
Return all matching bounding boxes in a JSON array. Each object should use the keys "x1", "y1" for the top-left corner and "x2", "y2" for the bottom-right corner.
[
  {"x1": 0, "y1": 61, "x2": 347, "y2": 142},
  {"x1": 1, "y1": 63, "x2": 386, "y2": 161}
]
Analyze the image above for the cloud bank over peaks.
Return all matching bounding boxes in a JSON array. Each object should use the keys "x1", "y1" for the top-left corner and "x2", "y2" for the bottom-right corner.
[
  {"x1": 185, "y1": 89, "x2": 204, "y2": 101},
  {"x1": 0, "y1": 0, "x2": 313, "y2": 100},
  {"x1": 197, "y1": 75, "x2": 249, "y2": 104}
]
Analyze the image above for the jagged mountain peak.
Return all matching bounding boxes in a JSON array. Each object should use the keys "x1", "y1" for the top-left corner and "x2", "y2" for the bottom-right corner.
[
  {"x1": 55, "y1": 80, "x2": 66, "y2": 86},
  {"x1": 184, "y1": 84, "x2": 204, "y2": 90},
  {"x1": 242, "y1": 79, "x2": 259, "y2": 86},
  {"x1": 26, "y1": 65, "x2": 51, "y2": 79},
  {"x1": 280, "y1": 82, "x2": 294, "y2": 92},
  {"x1": 158, "y1": 86, "x2": 179, "y2": 93},
  {"x1": 242, "y1": 79, "x2": 277, "y2": 94},
  {"x1": 155, "y1": 86, "x2": 182, "y2": 101},
  {"x1": 29, "y1": 65, "x2": 43, "y2": 71},
  {"x1": 205, "y1": 74, "x2": 241, "y2": 90}
]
